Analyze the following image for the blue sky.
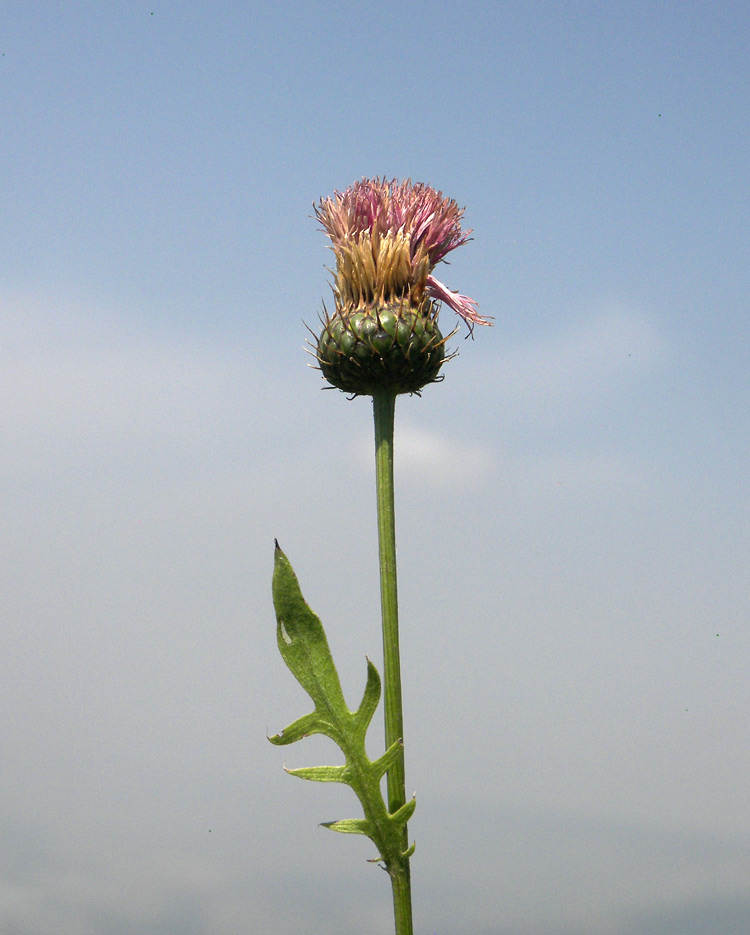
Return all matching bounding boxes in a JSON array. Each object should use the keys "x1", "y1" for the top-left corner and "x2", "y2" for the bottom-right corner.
[{"x1": 2, "y1": 2, "x2": 749, "y2": 933}]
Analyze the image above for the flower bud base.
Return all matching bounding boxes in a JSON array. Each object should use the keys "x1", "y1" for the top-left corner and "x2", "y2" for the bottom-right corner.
[{"x1": 316, "y1": 301, "x2": 446, "y2": 396}]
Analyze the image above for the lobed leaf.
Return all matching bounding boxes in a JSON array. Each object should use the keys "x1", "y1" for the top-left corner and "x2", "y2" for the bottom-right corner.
[{"x1": 269, "y1": 543, "x2": 416, "y2": 869}]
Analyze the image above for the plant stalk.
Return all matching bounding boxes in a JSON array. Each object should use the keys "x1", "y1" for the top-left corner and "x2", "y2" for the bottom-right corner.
[{"x1": 372, "y1": 389, "x2": 413, "y2": 935}]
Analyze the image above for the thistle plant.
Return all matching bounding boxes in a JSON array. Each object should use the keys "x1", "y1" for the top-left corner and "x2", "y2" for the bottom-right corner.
[{"x1": 269, "y1": 178, "x2": 490, "y2": 935}]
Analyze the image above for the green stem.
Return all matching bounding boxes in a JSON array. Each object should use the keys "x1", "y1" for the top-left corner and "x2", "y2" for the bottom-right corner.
[{"x1": 372, "y1": 389, "x2": 413, "y2": 935}]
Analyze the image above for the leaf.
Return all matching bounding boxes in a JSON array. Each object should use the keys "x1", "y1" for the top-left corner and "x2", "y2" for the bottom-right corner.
[
  {"x1": 267, "y1": 711, "x2": 331, "y2": 746},
  {"x1": 272, "y1": 542, "x2": 349, "y2": 721},
  {"x1": 353, "y1": 656, "x2": 381, "y2": 736},
  {"x1": 321, "y1": 818, "x2": 374, "y2": 836},
  {"x1": 371, "y1": 740, "x2": 404, "y2": 780},
  {"x1": 285, "y1": 764, "x2": 350, "y2": 783},
  {"x1": 268, "y1": 542, "x2": 416, "y2": 870},
  {"x1": 390, "y1": 796, "x2": 416, "y2": 829}
]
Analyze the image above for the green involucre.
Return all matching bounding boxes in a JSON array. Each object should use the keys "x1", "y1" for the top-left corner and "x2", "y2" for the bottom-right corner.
[{"x1": 316, "y1": 301, "x2": 446, "y2": 396}]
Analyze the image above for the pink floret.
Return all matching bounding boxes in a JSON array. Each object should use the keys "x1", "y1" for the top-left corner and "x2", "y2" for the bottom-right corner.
[
  {"x1": 317, "y1": 178, "x2": 492, "y2": 330},
  {"x1": 427, "y1": 275, "x2": 492, "y2": 328}
]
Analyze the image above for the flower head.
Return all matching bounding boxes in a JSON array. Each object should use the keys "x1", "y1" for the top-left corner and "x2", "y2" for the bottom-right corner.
[
  {"x1": 313, "y1": 178, "x2": 489, "y2": 396},
  {"x1": 315, "y1": 178, "x2": 491, "y2": 328}
]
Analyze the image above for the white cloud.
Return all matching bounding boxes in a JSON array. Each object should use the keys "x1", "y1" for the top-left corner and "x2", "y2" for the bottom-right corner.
[
  {"x1": 352, "y1": 421, "x2": 494, "y2": 488},
  {"x1": 1, "y1": 299, "x2": 251, "y2": 432},
  {"x1": 0, "y1": 296, "x2": 318, "y2": 480},
  {"x1": 395, "y1": 422, "x2": 494, "y2": 484}
]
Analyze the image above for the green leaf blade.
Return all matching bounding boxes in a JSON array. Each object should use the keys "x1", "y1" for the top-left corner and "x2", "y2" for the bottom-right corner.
[
  {"x1": 353, "y1": 656, "x2": 381, "y2": 736},
  {"x1": 267, "y1": 711, "x2": 331, "y2": 746},
  {"x1": 272, "y1": 543, "x2": 348, "y2": 718},
  {"x1": 321, "y1": 818, "x2": 374, "y2": 837},
  {"x1": 371, "y1": 739, "x2": 404, "y2": 780},
  {"x1": 390, "y1": 796, "x2": 416, "y2": 829},
  {"x1": 285, "y1": 764, "x2": 350, "y2": 783}
]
